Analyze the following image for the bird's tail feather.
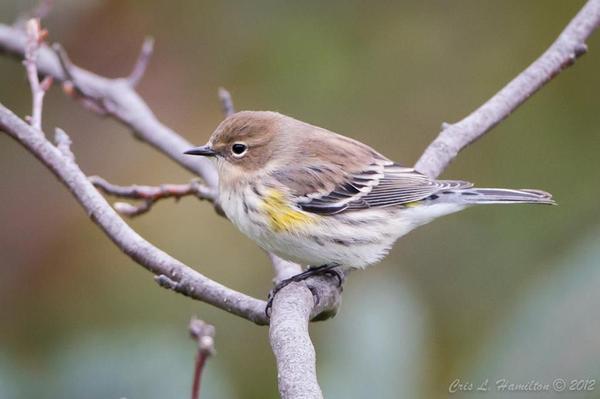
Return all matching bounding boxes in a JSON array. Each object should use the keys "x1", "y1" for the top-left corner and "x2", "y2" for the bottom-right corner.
[{"x1": 444, "y1": 188, "x2": 556, "y2": 205}]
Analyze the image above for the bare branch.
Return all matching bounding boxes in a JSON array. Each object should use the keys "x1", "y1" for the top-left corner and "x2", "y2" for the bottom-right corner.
[
  {"x1": 189, "y1": 317, "x2": 216, "y2": 399},
  {"x1": 269, "y1": 283, "x2": 323, "y2": 399},
  {"x1": 267, "y1": 260, "x2": 343, "y2": 398},
  {"x1": 0, "y1": 104, "x2": 270, "y2": 325},
  {"x1": 52, "y1": 42, "x2": 111, "y2": 115},
  {"x1": 218, "y1": 87, "x2": 235, "y2": 117},
  {"x1": 127, "y1": 36, "x2": 154, "y2": 87},
  {"x1": 0, "y1": 24, "x2": 219, "y2": 187},
  {"x1": 89, "y1": 176, "x2": 217, "y2": 217},
  {"x1": 23, "y1": 18, "x2": 50, "y2": 131},
  {"x1": 415, "y1": 0, "x2": 600, "y2": 178}
]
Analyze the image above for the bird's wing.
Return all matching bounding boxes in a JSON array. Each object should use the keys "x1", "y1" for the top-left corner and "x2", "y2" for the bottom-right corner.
[{"x1": 272, "y1": 158, "x2": 472, "y2": 215}]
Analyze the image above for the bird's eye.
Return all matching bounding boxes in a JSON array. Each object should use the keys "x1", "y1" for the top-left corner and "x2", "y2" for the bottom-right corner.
[{"x1": 231, "y1": 142, "x2": 248, "y2": 157}]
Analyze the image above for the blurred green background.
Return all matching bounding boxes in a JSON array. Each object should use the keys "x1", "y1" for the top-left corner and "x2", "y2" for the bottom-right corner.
[{"x1": 1, "y1": 1, "x2": 599, "y2": 398}]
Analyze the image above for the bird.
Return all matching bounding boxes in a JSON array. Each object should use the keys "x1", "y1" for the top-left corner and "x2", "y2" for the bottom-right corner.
[{"x1": 185, "y1": 111, "x2": 554, "y2": 310}]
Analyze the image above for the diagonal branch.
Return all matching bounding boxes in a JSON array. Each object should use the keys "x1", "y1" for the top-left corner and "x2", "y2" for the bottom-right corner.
[
  {"x1": 0, "y1": 103, "x2": 269, "y2": 324},
  {"x1": 415, "y1": 0, "x2": 600, "y2": 178},
  {"x1": 2, "y1": 18, "x2": 270, "y2": 323}
]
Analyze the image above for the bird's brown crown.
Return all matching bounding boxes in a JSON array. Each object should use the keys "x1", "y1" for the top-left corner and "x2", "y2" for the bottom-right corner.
[{"x1": 208, "y1": 111, "x2": 285, "y2": 171}]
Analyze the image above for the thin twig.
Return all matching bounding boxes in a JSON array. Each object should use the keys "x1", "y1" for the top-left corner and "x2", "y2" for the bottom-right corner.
[
  {"x1": 90, "y1": 176, "x2": 217, "y2": 217},
  {"x1": 23, "y1": 18, "x2": 50, "y2": 131},
  {"x1": 128, "y1": 36, "x2": 154, "y2": 87},
  {"x1": 218, "y1": 87, "x2": 235, "y2": 117},
  {"x1": 189, "y1": 317, "x2": 216, "y2": 399},
  {"x1": 52, "y1": 42, "x2": 109, "y2": 115}
]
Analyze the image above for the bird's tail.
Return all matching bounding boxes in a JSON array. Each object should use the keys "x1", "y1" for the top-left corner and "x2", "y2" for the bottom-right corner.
[{"x1": 442, "y1": 188, "x2": 556, "y2": 205}]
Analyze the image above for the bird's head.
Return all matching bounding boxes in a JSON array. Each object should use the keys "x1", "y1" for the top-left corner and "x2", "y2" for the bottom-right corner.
[
  {"x1": 185, "y1": 111, "x2": 291, "y2": 178},
  {"x1": 185, "y1": 110, "x2": 376, "y2": 186}
]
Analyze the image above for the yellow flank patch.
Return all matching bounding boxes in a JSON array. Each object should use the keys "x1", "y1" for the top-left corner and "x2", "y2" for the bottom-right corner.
[
  {"x1": 261, "y1": 189, "x2": 314, "y2": 232},
  {"x1": 404, "y1": 201, "x2": 422, "y2": 208}
]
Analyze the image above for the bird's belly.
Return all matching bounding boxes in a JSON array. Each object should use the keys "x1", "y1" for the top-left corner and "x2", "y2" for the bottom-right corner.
[
  {"x1": 220, "y1": 187, "x2": 465, "y2": 269},
  {"x1": 220, "y1": 189, "x2": 402, "y2": 268},
  {"x1": 259, "y1": 227, "x2": 398, "y2": 269}
]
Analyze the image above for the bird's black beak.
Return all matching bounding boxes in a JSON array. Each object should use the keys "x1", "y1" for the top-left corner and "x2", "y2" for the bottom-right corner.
[{"x1": 184, "y1": 145, "x2": 216, "y2": 157}]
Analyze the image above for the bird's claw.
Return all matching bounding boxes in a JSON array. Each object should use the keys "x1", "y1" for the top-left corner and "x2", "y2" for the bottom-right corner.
[{"x1": 265, "y1": 263, "x2": 343, "y2": 318}]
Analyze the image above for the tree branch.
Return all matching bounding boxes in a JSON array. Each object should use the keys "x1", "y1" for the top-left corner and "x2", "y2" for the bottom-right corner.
[
  {"x1": 23, "y1": 19, "x2": 52, "y2": 130},
  {"x1": 189, "y1": 317, "x2": 216, "y2": 399},
  {"x1": 415, "y1": 0, "x2": 600, "y2": 178},
  {"x1": 0, "y1": 102, "x2": 269, "y2": 324},
  {"x1": 269, "y1": 283, "x2": 323, "y2": 399},
  {"x1": 127, "y1": 36, "x2": 155, "y2": 87},
  {"x1": 89, "y1": 176, "x2": 217, "y2": 217},
  {"x1": 0, "y1": 23, "x2": 218, "y2": 187},
  {"x1": 5, "y1": 20, "x2": 271, "y2": 324},
  {"x1": 218, "y1": 87, "x2": 235, "y2": 117}
]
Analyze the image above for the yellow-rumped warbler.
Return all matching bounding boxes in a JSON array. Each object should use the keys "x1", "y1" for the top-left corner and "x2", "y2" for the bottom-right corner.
[{"x1": 185, "y1": 111, "x2": 554, "y2": 295}]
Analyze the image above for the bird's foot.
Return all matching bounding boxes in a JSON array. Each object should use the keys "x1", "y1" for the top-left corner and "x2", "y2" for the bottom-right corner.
[{"x1": 265, "y1": 263, "x2": 343, "y2": 318}]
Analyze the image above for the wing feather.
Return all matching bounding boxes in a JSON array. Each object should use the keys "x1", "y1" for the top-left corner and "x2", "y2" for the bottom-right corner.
[
  {"x1": 283, "y1": 162, "x2": 472, "y2": 215},
  {"x1": 266, "y1": 129, "x2": 471, "y2": 215}
]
